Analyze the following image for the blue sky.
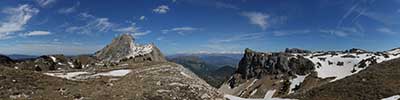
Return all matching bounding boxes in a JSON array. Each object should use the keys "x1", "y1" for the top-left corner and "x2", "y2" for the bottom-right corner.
[{"x1": 0, "y1": 0, "x2": 400, "y2": 55}]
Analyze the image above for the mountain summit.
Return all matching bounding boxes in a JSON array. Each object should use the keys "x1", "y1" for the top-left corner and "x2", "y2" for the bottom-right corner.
[{"x1": 95, "y1": 34, "x2": 166, "y2": 62}]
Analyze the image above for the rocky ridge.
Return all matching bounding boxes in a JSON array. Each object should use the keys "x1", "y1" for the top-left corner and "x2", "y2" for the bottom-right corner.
[
  {"x1": 0, "y1": 34, "x2": 222, "y2": 100},
  {"x1": 220, "y1": 47, "x2": 400, "y2": 99}
]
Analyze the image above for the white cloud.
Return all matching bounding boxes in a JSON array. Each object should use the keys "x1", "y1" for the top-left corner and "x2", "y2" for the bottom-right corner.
[
  {"x1": 114, "y1": 23, "x2": 151, "y2": 37},
  {"x1": 79, "y1": 12, "x2": 95, "y2": 19},
  {"x1": 139, "y1": 16, "x2": 146, "y2": 20},
  {"x1": 213, "y1": 32, "x2": 264, "y2": 43},
  {"x1": 241, "y1": 12, "x2": 270, "y2": 30},
  {"x1": 58, "y1": 2, "x2": 80, "y2": 14},
  {"x1": 377, "y1": 27, "x2": 396, "y2": 34},
  {"x1": 162, "y1": 27, "x2": 200, "y2": 35},
  {"x1": 132, "y1": 30, "x2": 151, "y2": 36},
  {"x1": 66, "y1": 13, "x2": 114, "y2": 34},
  {"x1": 0, "y1": 4, "x2": 39, "y2": 39},
  {"x1": 36, "y1": 0, "x2": 57, "y2": 7},
  {"x1": 22, "y1": 31, "x2": 51, "y2": 36},
  {"x1": 115, "y1": 26, "x2": 137, "y2": 33},
  {"x1": 153, "y1": 5, "x2": 169, "y2": 14}
]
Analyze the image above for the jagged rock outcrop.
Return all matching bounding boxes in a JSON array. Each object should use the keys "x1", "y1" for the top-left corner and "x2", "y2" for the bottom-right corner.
[
  {"x1": 346, "y1": 48, "x2": 368, "y2": 53},
  {"x1": 0, "y1": 55, "x2": 14, "y2": 67},
  {"x1": 95, "y1": 34, "x2": 166, "y2": 62},
  {"x1": 220, "y1": 48, "x2": 315, "y2": 98},
  {"x1": 235, "y1": 48, "x2": 314, "y2": 80},
  {"x1": 285, "y1": 48, "x2": 311, "y2": 53}
]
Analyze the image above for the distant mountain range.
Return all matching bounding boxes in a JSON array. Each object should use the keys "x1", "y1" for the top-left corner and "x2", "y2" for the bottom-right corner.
[
  {"x1": 6, "y1": 54, "x2": 38, "y2": 60},
  {"x1": 167, "y1": 53, "x2": 241, "y2": 88}
]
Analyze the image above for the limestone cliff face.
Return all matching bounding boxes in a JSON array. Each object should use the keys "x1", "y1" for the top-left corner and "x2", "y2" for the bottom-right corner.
[
  {"x1": 95, "y1": 34, "x2": 166, "y2": 62},
  {"x1": 228, "y1": 48, "x2": 315, "y2": 88}
]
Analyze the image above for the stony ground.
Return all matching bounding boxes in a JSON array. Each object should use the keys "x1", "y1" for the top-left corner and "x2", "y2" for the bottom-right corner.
[{"x1": 0, "y1": 61, "x2": 224, "y2": 100}]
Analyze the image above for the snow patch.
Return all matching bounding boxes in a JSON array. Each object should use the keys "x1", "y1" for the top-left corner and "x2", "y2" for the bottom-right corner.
[
  {"x1": 289, "y1": 75, "x2": 307, "y2": 94},
  {"x1": 180, "y1": 72, "x2": 192, "y2": 78},
  {"x1": 93, "y1": 69, "x2": 132, "y2": 77},
  {"x1": 250, "y1": 89, "x2": 258, "y2": 96},
  {"x1": 126, "y1": 44, "x2": 153, "y2": 59},
  {"x1": 44, "y1": 72, "x2": 89, "y2": 80},
  {"x1": 49, "y1": 56, "x2": 56, "y2": 62},
  {"x1": 381, "y1": 95, "x2": 400, "y2": 100},
  {"x1": 44, "y1": 69, "x2": 132, "y2": 80},
  {"x1": 224, "y1": 94, "x2": 296, "y2": 100},
  {"x1": 387, "y1": 49, "x2": 400, "y2": 54},
  {"x1": 305, "y1": 53, "x2": 400, "y2": 82},
  {"x1": 264, "y1": 89, "x2": 276, "y2": 99},
  {"x1": 68, "y1": 62, "x2": 75, "y2": 68}
]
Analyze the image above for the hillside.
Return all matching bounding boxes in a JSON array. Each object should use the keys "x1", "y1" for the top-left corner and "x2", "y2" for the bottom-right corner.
[
  {"x1": 219, "y1": 48, "x2": 400, "y2": 99},
  {"x1": 168, "y1": 55, "x2": 236, "y2": 88},
  {"x1": 0, "y1": 34, "x2": 223, "y2": 100},
  {"x1": 289, "y1": 57, "x2": 400, "y2": 100}
]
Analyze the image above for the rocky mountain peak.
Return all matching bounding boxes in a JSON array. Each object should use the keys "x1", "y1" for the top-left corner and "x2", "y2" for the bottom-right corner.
[
  {"x1": 285, "y1": 48, "x2": 311, "y2": 53},
  {"x1": 0, "y1": 54, "x2": 14, "y2": 67},
  {"x1": 347, "y1": 48, "x2": 368, "y2": 53},
  {"x1": 228, "y1": 48, "x2": 315, "y2": 88},
  {"x1": 95, "y1": 33, "x2": 165, "y2": 62}
]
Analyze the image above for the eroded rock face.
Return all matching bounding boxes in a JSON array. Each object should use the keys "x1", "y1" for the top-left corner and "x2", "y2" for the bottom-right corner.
[
  {"x1": 0, "y1": 55, "x2": 14, "y2": 67},
  {"x1": 95, "y1": 34, "x2": 166, "y2": 63},
  {"x1": 228, "y1": 48, "x2": 314, "y2": 88},
  {"x1": 285, "y1": 48, "x2": 311, "y2": 53}
]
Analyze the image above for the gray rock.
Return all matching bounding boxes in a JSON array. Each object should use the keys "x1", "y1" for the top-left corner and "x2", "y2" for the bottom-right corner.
[
  {"x1": 229, "y1": 48, "x2": 315, "y2": 87},
  {"x1": 285, "y1": 48, "x2": 311, "y2": 53},
  {"x1": 95, "y1": 33, "x2": 166, "y2": 63}
]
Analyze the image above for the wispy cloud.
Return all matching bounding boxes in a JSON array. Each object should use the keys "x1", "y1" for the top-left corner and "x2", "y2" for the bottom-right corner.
[
  {"x1": 153, "y1": 5, "x2": 170, "y2": 14},
  {"x1": 377, "y1": 27, "x2": 396, "y2": 35},
  {"x1": 139, "y1": 16, "x2": 146, "y2": 20},
  {"x1": 114, "y1": 23, "x2": 151, "y2": 37},
  {"x1": 66, "y1": 13, "x2": 114, "y2": 34},
  {"x1": 0, "y1": 4, "x2": 39, "y2": 39},
  {"x1": 132, "y1": 30, "x2": 151, "y2": 37},
  {"x1": 21, "y1": 31, "x2": 51, "y2": 36},
  {"x1": 271, "y1": 30, "x2": 311, "y2": 36},
  {"x1": 162, "y1": 27, "x2": 201, "y2": 35},
  {"x1": 212, "y1": 32, "x2": 264, "y2": 43},
  {"x1": 58, "y1": 1, "x2": 80, "y2": 14},
  {"x1": 241, "y1": 12, "x2": 270, "y2": 30},
  {"x1": 36, "y1": 0, "x2": 57, "y2": 7},
  {"x1": 215, "y1": 2, "x2": 239, "y2": 10},
  {"x1": 320, "y1": 27, "x2": 361, "y2": 37}
]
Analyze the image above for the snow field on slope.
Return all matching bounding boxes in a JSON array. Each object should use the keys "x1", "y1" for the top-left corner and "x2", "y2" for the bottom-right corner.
[{"x1": 43, "y1": 69, "x2": 132, "y2": 80}]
